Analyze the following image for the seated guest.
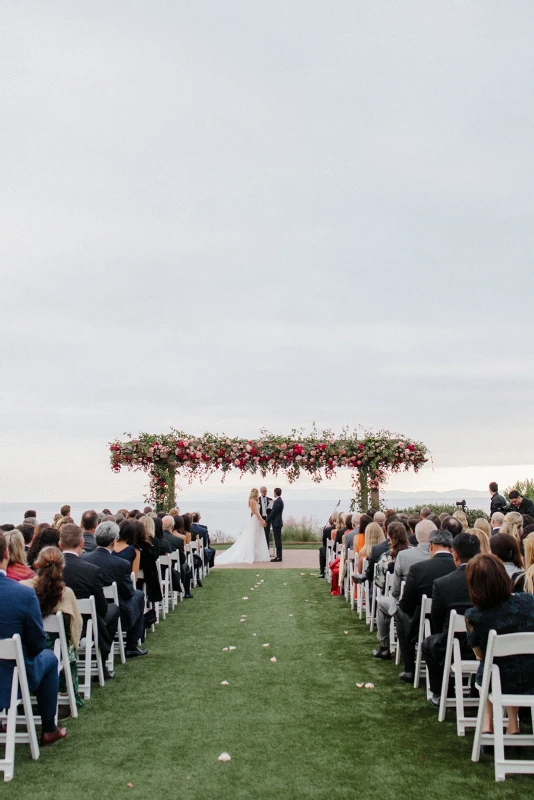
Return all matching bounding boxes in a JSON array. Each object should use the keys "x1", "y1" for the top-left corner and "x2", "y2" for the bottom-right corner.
[
  {"x1": 0, "y1": 532, "x2": 66, "y2": 745},
  {"x1": 373, "y1": 522, "x2": 410, "y2": 660},
  {"x1": 396, "y1": 529, "x2": 455, "y2": 683},
  {"x1": 27, "y1": 526, "x2": 60, "y2": 569},
  {"x1": 60, "y1": 504, "x2": 71, "y2": 518},
  {"x1": 356, "y1": 521, "x2": 384, "y2": 574},
  {"x1": 17, "y1": 523, "x2": 37, "y2": 551},
  {"x1": 465, "y1": 554, "x2": 534, "y2": 737},
  {"x1": 514, "y1": 535, "x2": 534, "y2": 592},
  {"x1": 392, "y1": 519, "x2": 435, "y2": 600},
  {"x1": 489, "y1": 533, "x2": 524, "y2": 583},
  {"x1": 407, "y1": 516, "x2": 420, "y2": 546},
  {"x1": 114, "y1": 519, "x2": 142, "y2": 578},
  {"x1": 474, "y1": 518, "x2": 492, "y2": 540},
  {"x1": 441, "y1": 516, "x2": 463, "y2": 539},
  {"x1": 0, "y1": 524, "x2": 15, "y2": 532},
  {"x1": 136, "y1": 515, "x2": 163, "y2": 610},
  {"x1": 59, "y1": 523, "x2": 118, "y2": 680},
  {"x1": 490, "y1": 512, "x2": 504, "y2": 535},
  {"x1": 422, "y1": 533, "x2": 481, "y2": 705},
  {"x1": 80, "y1": 510, "x2": 99, "y2": 553},
  {"x1": 5, "y1": 530, "x2": 35, "y2": 581},
  {"x1": 364, "y1": 519, "x2": 391, "y2": 586},
  {"x1": 21, "y1": 547, "x2": 84, "y2": 708},
  {"x1": 24, "y1": 509, "x2": 37, "y2": 520},
  {"x1": 344, "y1": 513, "x2": 361, "y2": 556},
  {"x1": 157, "y1": 517, "x2": 192, "y2": 598},
  {"x1": 500, "y1": 512, "x2": 523, "y2": 546},
  {"x1": 428, "y1": 514, "x2": 442, "y2": 529},
  {"x1": 83, "y1": 522, "x2": 148, "y2": 658},
  {"x1": 191, "y1": 512, "x2": 215, "y2": 568},
  {"x1": 452, "y1": 510, "x2": 468, "y2": 531},
  {"x1": 469, "y1": 527, "x2": 491, "y2": 554},
  {"x1": 181, "y1": 515, "x2": 203, "y2": 586}
]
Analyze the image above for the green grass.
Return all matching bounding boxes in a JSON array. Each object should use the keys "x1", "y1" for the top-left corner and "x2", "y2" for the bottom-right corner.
[{"x1": 4, "y1": 570, "x2": 531, "y2": 799}]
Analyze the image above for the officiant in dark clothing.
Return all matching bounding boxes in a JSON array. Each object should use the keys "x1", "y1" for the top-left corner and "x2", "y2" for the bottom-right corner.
[
  {"x1": 268, "y1": 488, "x2": 284, "y2": 562},
  {"x1": 259, "y1": 487, "x2": 272, "y2": 548}
]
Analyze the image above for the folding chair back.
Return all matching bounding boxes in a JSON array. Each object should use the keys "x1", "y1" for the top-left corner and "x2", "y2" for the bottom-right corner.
[
  {"x1": 437, "y1": 610, "x2": 478, "y2": 732},
  {"x1": 413, "y1": 594, "x2": 432, "y2": 689},
  {"x1": 76, "y1": 596, "x2": 104, "y2": 695},
  {"x1": 102, "y1": 582, "x2": 126, "y2": 665},
  {"x1": 42, "y1": 611, "x2": 78, "y2": 718},
  {"x1": 0, "y1": 634, "x2": 40, "y2": 781}
]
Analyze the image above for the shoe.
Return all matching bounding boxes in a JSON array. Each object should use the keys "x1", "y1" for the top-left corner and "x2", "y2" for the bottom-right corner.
[
  {"x1": 41, "y1": 727, "x2": 67, "y2": 746},
  {"x1": 196, "y1": 580, "x2": 203, "y2": 587},
  {"x1": 184, "y1": 592, "x2": 194, "y2": 599},
  {"x1": 372, "y1": 647, "x2": 392, "y2": 660},
  {"x1": 429, "y1": 693, "x2": 440, "y2": 707},
  {"x1": 270, "y1": 557, "x2": 281, "y2": 562},
  {"x1": 126, "y1": 647, "x2": 148, "y2": 658},
  {"x1": 318, "y1": 573, "x2": 325, "y2": 578},
  {"x1": 399, "y1": 671, "x2": 414, "y2": 683},
  {"x1": 103, "y1": 667, "x2": 115, "y2": 680}
]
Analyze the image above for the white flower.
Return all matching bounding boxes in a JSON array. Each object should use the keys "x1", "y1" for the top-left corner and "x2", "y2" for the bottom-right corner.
[
  {"x1": 356, "y1": 682, "x2": 364, "y2": 688},
  {"x1": 228, "y1": 646, "x2": 236, "y2": 651},
  {"x1": 242, "y1": 597, "x2": 248, "y2": 600},
  {"x1": 222, "y1": 647, "x2": 229, "y2": 651},
  {"x1": 263, "y1": 643, "x2": 270, "y2": 648},
  {"x1": 270, "y1": 657, "x2": 277, "y2": 662},
  {"x1": 289, "y1": 614, "x2": 294, "y2": 617},
  {"x1": 220, "y1": 681, "x2": 229, "y2": 686},
  {"x1": 344, "y1": 631, "x2": 348, "y2": 635},
  {"x1": 365, "y1": 683, "x2": 375, "y2": 689},
  {"x1": 218, "y1": 752, "x2": 231, "y2": 762}
]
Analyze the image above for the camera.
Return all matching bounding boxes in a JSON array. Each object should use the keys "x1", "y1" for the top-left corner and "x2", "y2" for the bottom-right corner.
[{"x1": 455, "y1": 500, "x2": 467, "y2": 512}]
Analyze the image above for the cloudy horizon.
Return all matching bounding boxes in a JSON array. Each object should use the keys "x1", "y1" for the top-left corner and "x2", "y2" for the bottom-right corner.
[{"x1": 2, "y1": 2, "x2": 533, "y2": 503}]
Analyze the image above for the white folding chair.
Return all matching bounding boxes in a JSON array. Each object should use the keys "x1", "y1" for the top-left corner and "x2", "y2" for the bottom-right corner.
[
  {"x1": 394, "y1": 581, "x2": 406, "y2": 665},
  {"x1": 472, "y1": 630, "x2": 534, "y2": 781},
  {"x1": 170, "y1": 551, "x2": 184, "y2": 604},
  {"x1": 357, "y1": 559, "x2": 369, "y2": 620},
  {"x1": 102, "y1": 583, "x2": 126, "y2": 665},
  {"x1": 76, "y1": 596, "x2": 104, "y2": 696},
  {"x1": 345, "y1": 549, "x2": 354, "y2": 603},
  {"x1": 156, "y1": 556, "x2": 171, "y2": 618},
  {"x1": 437, "y1": 610, "x2": 479, "y2": 734},
  {"x1": 369, "y1": 564, "x2": 379, "y2": 631},
  {"x1": 0, "y1": 634, "x2": 40, "y2": 781},
  {"x1": 325, "y1": 541, "x2": 335, "y2": 584},
  {"x1": 42, "y1": 612, "x2": 78, "y2": 719},
  {"x1": 413, "y1": 594, "x2": 432, "y2": 690},
  {"x1": 185, "y1": 542, "x2": 199, "y2": 588}
]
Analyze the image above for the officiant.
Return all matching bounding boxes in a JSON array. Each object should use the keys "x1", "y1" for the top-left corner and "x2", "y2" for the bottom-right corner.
[{"x1": 259, "y1": 486, "x2": 273, "y2": 548}]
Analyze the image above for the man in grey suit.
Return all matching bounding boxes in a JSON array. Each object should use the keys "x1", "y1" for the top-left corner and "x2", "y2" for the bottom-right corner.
[{"x1": 372, "y1": 519, "x2": 435, "y2": 660}]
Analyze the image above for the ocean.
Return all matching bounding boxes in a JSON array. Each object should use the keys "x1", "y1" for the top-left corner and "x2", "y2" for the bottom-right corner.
[{"x1": 0, "y1": 494, "x2": 490, "y2": 540}]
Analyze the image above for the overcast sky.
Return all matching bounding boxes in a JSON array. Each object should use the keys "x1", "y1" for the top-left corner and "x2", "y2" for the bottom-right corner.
[{"x1": 1, "y1": 1, "x2": 533, "y2": 502}]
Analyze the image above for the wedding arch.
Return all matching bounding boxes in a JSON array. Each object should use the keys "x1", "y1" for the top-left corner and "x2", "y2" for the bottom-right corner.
[{"x1": 109, "y1": 428, "x2": 428, "y2": 512}]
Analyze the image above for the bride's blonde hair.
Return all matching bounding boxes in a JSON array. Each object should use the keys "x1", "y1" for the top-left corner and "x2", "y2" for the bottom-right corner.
[{"x1": 249, "y1": 488, "x2": 259, "y2": 502}]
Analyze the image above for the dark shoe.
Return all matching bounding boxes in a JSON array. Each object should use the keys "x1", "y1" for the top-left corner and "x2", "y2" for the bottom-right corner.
[
  {"x1": 399, "y1": 671, "x2": 414, "y2": 683},
  {"x1": 318, "y1": 573, "x2": 325, "y2": 578},
  {"x1": 184, "y1": 592, "x2": 194, "y2": 599},
  {"x1": 372, "y1": 647, "x2": 392, "y2": 660},
  {"x1": 103, "y1": 667, "x2": 115, "y2": 680},
  {"x1": 196, "y1": 580, "x2": 203, "y2": 587},
  {"x1": 429, "y1": 693, "x2": 441, "y2": 707},
  {"x1": 41, "y1": 727, "x2": 67, "y2": 746},
  {"x1": 270, "y1": 557, "x2": 281, "y2": 562},
  {"x1": 126, "y1": 647, "x2": 148, "y2": 658}
]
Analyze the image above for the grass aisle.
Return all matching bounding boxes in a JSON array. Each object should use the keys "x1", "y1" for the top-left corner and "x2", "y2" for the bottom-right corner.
[{"x1": 5, "y1": 570, "x2": 530, "y2": 799}]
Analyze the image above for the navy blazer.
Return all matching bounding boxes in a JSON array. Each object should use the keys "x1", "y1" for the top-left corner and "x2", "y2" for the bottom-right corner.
[
  {"x1": 82, "y1": 547, "x2": 137, "y2": 629},
  {"x1": 267, "y1": 497, "x2": 284, "y2": 528},
  {"x1": 0, "y1": 573, "x2": 48, "y2": 709}
]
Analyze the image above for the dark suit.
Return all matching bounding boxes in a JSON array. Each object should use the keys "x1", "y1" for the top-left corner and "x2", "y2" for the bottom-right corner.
[
  {"x1": 490, "y1": 492, "x2": 508, "y2": 515},
  {"x1": 161, "y1": 531, "x2": 192, "y2": 594},
  {"x1": 62, "y1": 552, "x2": 119, "y2": 661},
  {"x1": 259, "y1": 495, "x2": 273, "y2": 547},
  {"x1": 82, "y1": 532, "x2": 97, "y2": 552},
  {"x1": 82, "y1": 548, "x2": 144, "y2": 649},
  {"x1": 396, "y1": 552, "x2": 456, "y2": 673},
  {"x1": 514, "y1": 497, "x2": 534, "y2": 517},
  {"x1": 267, "y1": 497, "x2": 284, "y2": 560},
  {"x1": 0, "y1": 573, "x2": 59, "y2": 730},
  {"x1": 191, "y1": 523, "x2": 215, "y2": 567},
  {"x1": 421, "y1": 563, "x2": 474, "y2": 693}
]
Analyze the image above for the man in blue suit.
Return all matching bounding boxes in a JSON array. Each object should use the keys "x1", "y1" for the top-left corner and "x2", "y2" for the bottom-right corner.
[
  {"x1": 0, "y1": 532, "x2": 67, "y2": 745},
  {"x1": 191, "y1": 512, "x2": 215, "y2": 568}
]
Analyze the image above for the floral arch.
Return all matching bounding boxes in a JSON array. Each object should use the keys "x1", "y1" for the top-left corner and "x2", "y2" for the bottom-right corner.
[{"x1": 109, "y1": 428, "x2": 428, "y2": 512}]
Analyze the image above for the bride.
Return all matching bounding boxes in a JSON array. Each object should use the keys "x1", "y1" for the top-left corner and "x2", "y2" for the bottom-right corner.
[{"x1": 215, "y1": 488, "x2": 271, "y2": 565}]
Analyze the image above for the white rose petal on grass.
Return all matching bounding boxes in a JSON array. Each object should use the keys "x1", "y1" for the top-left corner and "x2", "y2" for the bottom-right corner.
[
  {"x1": 356, "y1": 682, "x2": 364, "y2": 688},
  {"x1": 242, "y1": 597, "x2": 248, "y2": 600},
  {"x1": 300, "y1": 573, "x2": 306, "y2": 576},
  {"x1": 239, "y1": 619, "x2": 246, "y2": 622},
  {"x1": 283, "y1": 582, "x2": 287, "y2": 586},
  {"x1": 365, "y1": 683, "x2": 375, "y2": 689},
  {"x1": 262, "y1": 643, "x2": 270, "y2": 648},
  {"x1": 288, "y1": 614, "x2": 294, "y2": 617},
  {"x1": 218, "y1": 753, "x2": 232, "y2": 762},
  {"x1": 270, "y1": 657, "x2": 277, "y2": 662},
  {"x1": 344, "y1": 631, "x2": 349, "y2": 635},
  {"x1": 222, "y1": 647, "x2": 229, "y2": 651},
  {"x1": 220, "y1": 681, "x2": 229, "y2": 686},
  {"x1": 228, "y1": 646, "x2": 236, "y2": 651},
  {"x1": 252, "y1": 633, "x2": 257, "y2": 636},
  {"x1": 241, "y1": 615, "x2": 247, "y2": 618}
]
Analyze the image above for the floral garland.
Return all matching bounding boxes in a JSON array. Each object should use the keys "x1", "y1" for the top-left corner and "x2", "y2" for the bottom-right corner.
[{"x1": 109, "y1": 428, "x2": 428, "y2": 509}]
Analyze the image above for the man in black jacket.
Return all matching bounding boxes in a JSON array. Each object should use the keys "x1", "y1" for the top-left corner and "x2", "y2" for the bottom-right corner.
[
  {"x1": 59, "y1": 524, "x2": 119, "y2": 679},
  {"x1": 396, "y1": 529, "x2": 456, "y2": 682},
  {"x1": 268, "y1": 488, "x2": 284, "y2": 562},
  {"x1": 81, "y1": 510, "x2": 99, "y2": 553},
  {"x1": 508, "y1": 489, "x2": 534, "y2": 517},
  {"x1": 489, "y1": 482, "x2": 508, "y2": 516},
  {"x1": 421, "y1": 533, "x2": 480, "y2": 705},
  {"x1": 82, "y1": 521, "x2": 147, "y2": 658}
]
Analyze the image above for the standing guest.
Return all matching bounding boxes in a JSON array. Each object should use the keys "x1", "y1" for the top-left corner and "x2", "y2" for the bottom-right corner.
[
  {"x1": 396, "y1": 529, "x2": 455, "y2": 683},
  {"x1": 21, "y1": 546, "x2": 84, "y2": 708},
  {"x1": 500, "y1": 512, "x2": 524, "y2": 546},
  {"x1": 60, "y1": 504, "x2": 71, "y2": 518},
  {"x1": 422, "y1": 533, "x2": 481, "y2": 705},
  {"x1": 453, "y1": 510, "x2": 468, "y2": 531},
  {"x1": 59, "y1": 524, "x2": 117, "y2": 680},
  {"x1": 373, "y1": 522, "x2": 410, "y2": 660},
  {"x1": 5, "y1": 530, "x2": 35, "y2": 581},
  {"x1": 489, "y1": 482, "x2": 508, "y2": 516},
  {"x1": 80, "y1": 510, "x2": 98, "y2": 553},
  {"x1": 83, "y1": 521, "x2": 148, "y2": 658},
  {"x1": 27, "y1": 527, "x2": 60, "y2": 569},
  {"x1": 465, "y1": 554, "x2": 534, "y2": 738},
  {"x1": 489, "y1": 533, "x2": 524, "y2": 582},
  {"x1": 259, "y1": 487, "x2": 273, "y2": 548},
  {"x1": 508, "y1": 490, "x2": 534, "y2": 517},
  {"x1": 114, "y1": 519, "x2": 142, "y2": 578},
  {"x1": 0, "y1": 531, "x2": 67, "y2": 745},
  {"x1": 491, "y1": 512, "x2": 504, "y2": 535}
]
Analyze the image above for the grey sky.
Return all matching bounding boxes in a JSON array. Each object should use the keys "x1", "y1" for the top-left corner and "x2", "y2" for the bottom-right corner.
[{"x1": 2, "y1": 1, "x2": 533, "y2": 500}]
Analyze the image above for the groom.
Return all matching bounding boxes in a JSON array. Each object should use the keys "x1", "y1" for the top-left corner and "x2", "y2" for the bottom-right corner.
[{"x1": 268, "y1": 488, "x2": 284, "y2": 563}]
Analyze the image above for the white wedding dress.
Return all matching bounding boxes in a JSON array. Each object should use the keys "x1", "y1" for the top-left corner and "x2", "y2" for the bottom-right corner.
[{"x1": 216, "y1": 504, "x2": 271, "y2": 565}]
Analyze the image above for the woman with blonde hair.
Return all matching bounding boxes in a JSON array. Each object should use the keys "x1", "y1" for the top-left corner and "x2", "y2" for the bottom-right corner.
[
  {"x1": 215, "y1": 488, "x2": 270, "y2": 565},
  {"x1": 5, "y1": 530, "x2": 35, "y2": 581},
  {"x1": 474, "y1": 518, "x2": 492, "y2": 539},
  {"x1": 500, "y1": 511, "x2": 523, "y2": 545},
  {"x1": 514, "y1": 534, "x2": 534, "y2": 593},
  {"x1": 357, "y1": 522, "x2": 385, "y2": 573},
  {"x1": 468, "y1": 527, "x2": 491, "y2": 555},
  {"x1": 453, "y1": 509, "x2": 468, "y2": 531}
]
